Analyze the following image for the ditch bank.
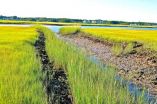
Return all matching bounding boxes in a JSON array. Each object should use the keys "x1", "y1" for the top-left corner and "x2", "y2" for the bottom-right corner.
[
  {"x1": 59, "y1": 32, "x2": 157, "y2": 96},
  {"x1": 35, "y1": 30, "x2": 73, "y2": 104}
]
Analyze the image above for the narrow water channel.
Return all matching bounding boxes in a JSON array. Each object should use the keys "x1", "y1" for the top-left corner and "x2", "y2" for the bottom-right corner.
[{"x1": 89, "y1": 56, "x2": 157, "y2": 104}]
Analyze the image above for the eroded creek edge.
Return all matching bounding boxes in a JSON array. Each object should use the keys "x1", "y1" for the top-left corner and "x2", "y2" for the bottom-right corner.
[
  {"x1": 35, "y1": 31, "x2": 73, "y2": 104},
  {"x1": 59, "y1": 32, "x2": 157, "y2": 96}
]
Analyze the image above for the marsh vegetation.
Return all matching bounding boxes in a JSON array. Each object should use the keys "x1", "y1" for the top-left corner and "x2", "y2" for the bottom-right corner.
[
  {"x1": 0, "y1": 26, "x2": 47, "y2": 104},
  {"x1": 0, "y1": 25, "x2": 156, "y2": 104}
]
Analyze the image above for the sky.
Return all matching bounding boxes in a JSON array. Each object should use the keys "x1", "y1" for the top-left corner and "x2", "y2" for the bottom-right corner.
[{"x1": 0, "y1": 0, "x2": 157, "y2": 22}]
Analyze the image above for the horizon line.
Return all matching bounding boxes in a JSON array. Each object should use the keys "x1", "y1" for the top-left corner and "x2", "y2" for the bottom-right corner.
[{"x1": 1, "y1": 14, "x2": 157, "y2": 24}]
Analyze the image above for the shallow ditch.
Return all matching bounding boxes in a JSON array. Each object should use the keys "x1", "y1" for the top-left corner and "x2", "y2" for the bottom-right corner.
[{"x1": 35, "y1": 30, "x2": 73, "y2": 104}]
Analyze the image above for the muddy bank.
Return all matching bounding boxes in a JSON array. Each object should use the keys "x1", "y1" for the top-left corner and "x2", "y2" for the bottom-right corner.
[
  {"x1": 59, "y1": 32, "x2": 157, "y2": 96},
  {"x1": 35, "y1": 31, "x2": 73, "y2": 104}
]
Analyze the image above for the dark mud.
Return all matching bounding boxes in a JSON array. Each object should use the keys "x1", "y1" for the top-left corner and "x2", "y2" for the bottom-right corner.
[
  {"x1": 60, "y1": 32, "x2": 157, "y2": 96},
  {"x1": 35, "y1": 31, "x2": 73, "y2": 104}
]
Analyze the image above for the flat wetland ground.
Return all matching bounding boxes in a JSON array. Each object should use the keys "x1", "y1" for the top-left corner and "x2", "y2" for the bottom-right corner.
[{"x1": 0, "y1": 25, "x2": 157, "y2": 104}]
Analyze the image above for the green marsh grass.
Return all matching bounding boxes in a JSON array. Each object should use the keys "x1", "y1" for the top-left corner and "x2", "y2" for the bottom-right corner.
[
  {"x1": 0, "y1": 20, "x2": 81, "y2": 26},
  {"x1": 59, "y1": 26, "x2": 80, "y2": 35},
  {"x1": 112, "y1": 44, "x2": 123, "y2": 56},
  {"x1": 112, "y1": 42, "x2": 134, "y2": 56},
  {"x1": 81, "y1": 28, "x2": 157, "y2": 51},
  {"x1": 36, "y1": 26, "x2": 145, "y2": 104},
  {"x1": 0, "y1": 26, "x2": 47, "y2": 104}
]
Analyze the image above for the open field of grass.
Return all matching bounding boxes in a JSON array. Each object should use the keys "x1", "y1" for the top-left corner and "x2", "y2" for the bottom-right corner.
[
  {"x1": 0, "y1": 20, "x2": 81, "y2": 26},
  {"x1": 0, "y1": 26, "x2": 47, "y2": 104},
  {"x1": 60, "y1": 27, "x2": 157, "y2": 51},
  {"x1": 37, "y1": 26, "x2": 145, "y2": 104},
  {"x1": 81, "y1": 28, "x2": 157, "y2": 51}
]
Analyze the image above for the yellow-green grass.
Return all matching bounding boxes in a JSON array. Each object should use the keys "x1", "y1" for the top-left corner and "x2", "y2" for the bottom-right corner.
[
  {"x1": 59, "y1": 26, "x2": 80, "y2": 35},
  {"x1": 37, "y1": 26, "x2": 145, "y2": 104},
  {"x1": 0, "y1": 20, "x2": 81, "y2": 26},
  {"x1": 0, "y1": 20, "x2": 33, "y2": 24},
  {"x1": 81, "y1": 28, "x2": 157, "y2": 51},
  {"x1": 0, "y1": 26, "x2": 47, "y2": 104}
]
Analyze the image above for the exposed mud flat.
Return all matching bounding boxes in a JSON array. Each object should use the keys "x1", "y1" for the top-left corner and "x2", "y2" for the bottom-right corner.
[
  {"x1": 35, "y1": 31, "x2": 73, "y2": 104},
  {"x1": 59, "y1": 32, "x2": 157, "y2": 96}
]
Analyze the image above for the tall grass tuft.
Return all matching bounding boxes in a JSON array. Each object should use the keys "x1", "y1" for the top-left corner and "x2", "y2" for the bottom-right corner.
[{"x1": 59, "y1": 26, "x2": 80, "y2": 35}]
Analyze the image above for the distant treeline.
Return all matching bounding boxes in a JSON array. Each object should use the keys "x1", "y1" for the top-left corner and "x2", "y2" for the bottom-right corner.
[{"x1": 0, "y1": 15, "x2": 157, "y2": 26}]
